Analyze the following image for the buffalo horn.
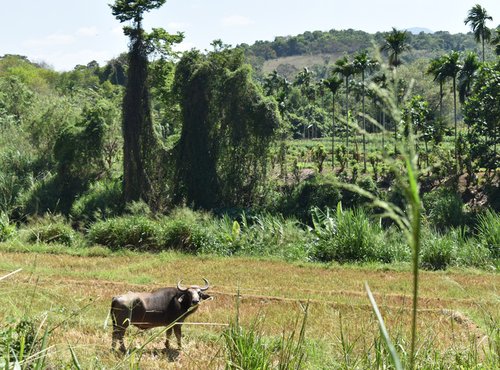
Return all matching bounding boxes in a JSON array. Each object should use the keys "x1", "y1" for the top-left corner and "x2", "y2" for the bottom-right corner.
[
  {"x1": 177, "y1": 280, "x2": 188, "y2": 292},
  {"x1": 200, "y1": 278, "x2": 210, "y2": 291}
]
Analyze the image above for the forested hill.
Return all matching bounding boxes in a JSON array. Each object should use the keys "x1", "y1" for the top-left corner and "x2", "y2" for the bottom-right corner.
[{"x1": 238, "y1": 28, "x2": 488, "y2": 76}]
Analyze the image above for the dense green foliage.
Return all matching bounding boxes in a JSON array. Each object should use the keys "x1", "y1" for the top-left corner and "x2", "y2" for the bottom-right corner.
[
  {"x1": 241, "y1": 29, "x2": 492, "y2": 74},
  {"x1": 173, "y1": 48, "x2": 280, "y2": 209},
  {"x1": 0, "y1": 2, "x2": 498, "y2": 272}
]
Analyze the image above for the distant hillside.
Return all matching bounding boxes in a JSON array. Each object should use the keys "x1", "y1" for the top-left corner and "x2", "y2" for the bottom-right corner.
[{"x1": 239, "y1": 28, "x2": 486, "y2": 79}]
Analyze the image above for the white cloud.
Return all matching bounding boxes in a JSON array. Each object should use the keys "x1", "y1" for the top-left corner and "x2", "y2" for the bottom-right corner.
[
  {"x1": 173, "y1": 41, "x2": 196, "y2": 52},
  {"x1": 24, "y1": 33, "x2": 75, "y2": 48},
  {"x1": 167, "y1": 22, "x2": 191, "y2": 30},
  {"x1": 77, "y1": 26, "x2": 98, "y2": 37},
  {"x1": 222, "y1": 15, "x2": 254, "y2": 27},
  {"x1": 111, "y1": 26, "x2": 124, "y2": 36}
]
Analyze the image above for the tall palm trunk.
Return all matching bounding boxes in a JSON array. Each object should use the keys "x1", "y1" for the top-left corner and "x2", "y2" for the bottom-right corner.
[
  {"x1": 482, "y1": 36, "x2": 485, "y2": 63},
  {"x1": 332, "y1": 95, "x2": 336, "y2": 169},
  {"x1": 453, "y1": 76, "x2": 458, "y2": 169},
  {"x1": 361, "y1": 70, "x2": 367, "y2": 171},
  {"x1": 345, "y1": 76, "x2": 349, "y2": 156}
]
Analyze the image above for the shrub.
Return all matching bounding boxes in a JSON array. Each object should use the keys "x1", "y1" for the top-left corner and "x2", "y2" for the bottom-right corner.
[
  {"x1": 342, "y1": 175, "x2": 379, "y2": 208},
  {"x1": 313, "y1": 204, "x2": 385, "y2": 263},
  {"x1": 157, "y1": 208, "x2": 211, "y2": 254},
  {"x1": 423, "y1": 188, "x2": 465, "y2": 231},
  {"x1": 23, "y1": 214, "x2": 79, "y2": 246},
  {"x1": 0, "y1": 213, "x2": 16, "y2": 242},
  {"x1": 475, "y1": 209, "x2": 500, "y2": 259},
  {"x1": 456, "y1": 239, "x2": 492, "y2": 268},
  {"x1": 70, "y1": 178, "x2": 124, "y2": 225},
  {"x1": 377, "y1": 226, "x2": 411, "y2": 263},
  {"x1": 420, "y1": 229, "x2": 457, "y2": 270},
  {"x1": 87, "y1": 215, "x2": 159, "y2": 251},
  {"x1": 279, "y1": 178, "x2": 342, "y2": 223},
  {"x1": 0, "y1": 317, "x2": 39, "y2": 365},
  {"x1": 236, "y1": 213, "x2": 310, "y2": 261}
]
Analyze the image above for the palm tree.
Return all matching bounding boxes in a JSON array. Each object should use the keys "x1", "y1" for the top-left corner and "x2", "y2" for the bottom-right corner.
[
  {"x1": 380, "y1": 27, "x2": 411, "y2": 69},
  {"x1": 333, "y1": 56, "x2": 355, "y2": 159},
  {"x1": 372, "y1": 73, "x2": 388, "y2": 151},
  {"x1": 323, "y1": 76, "x2": 343, "y2": 168},
  {"x1": 464, "y1": 4, "x2": 493, "y2": 63},
  {"x1": 294, "y1": 67, "x2": 316, "y2": 138},
  {"x1": 427, "y1": 55, "x2": 448, "y2": 120},
  {"x1": 458, "y1": 52, "x2": 480, "y2": 105},
  {"x1": 441, "y1": 51, "x2": 462, "y2": 164},
  {"x1": 353, "y1": 51, "x2": 378, "y2": 171}
]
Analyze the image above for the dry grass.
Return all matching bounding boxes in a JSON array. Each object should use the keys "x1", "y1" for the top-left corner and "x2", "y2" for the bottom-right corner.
[{"x1": 0, "y1": 250, "x2": 498, "y2": 368}]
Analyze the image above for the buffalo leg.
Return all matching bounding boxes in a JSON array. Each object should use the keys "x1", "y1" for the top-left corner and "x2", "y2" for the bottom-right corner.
[
  {"x1": 165, "y1": 327, "x2": 173, "y2": 349},
  {"x1": 112, "y1": 325, "x2": 127, "y2": 353},
  {"x1": 174, "y1": 324, "x2": 182, "y2": 349}
]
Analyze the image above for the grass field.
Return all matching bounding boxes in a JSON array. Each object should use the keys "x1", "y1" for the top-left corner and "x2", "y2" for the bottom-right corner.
[{"x1": 0, "y1": 248, "x2": 498, "y2": 369}]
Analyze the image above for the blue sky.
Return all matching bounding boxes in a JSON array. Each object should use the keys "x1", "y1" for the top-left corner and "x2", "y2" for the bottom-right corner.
[{"x1": 2, "y1": 0, "x2": 499, "y2": 71}]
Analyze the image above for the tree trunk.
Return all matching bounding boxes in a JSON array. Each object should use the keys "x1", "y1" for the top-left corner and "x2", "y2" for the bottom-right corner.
[
  {"x1": 439, "y1": 81, "x2": 443, "y2": 119},
  {"x1": 362, "y1": 71, "x2": 367, "y2": 171},
  {"x1": 345, "y1": 76, "x2": 349, "y2": 168},
  {"x1": 332, "y1": 95, "x2": 335, "y2": 169},
  {"x1": 453, "y1": 76, "x2": 458, "y2": 171},
  {"x1": 122, "y1": 27, "x2": 154, "y2": 203}
]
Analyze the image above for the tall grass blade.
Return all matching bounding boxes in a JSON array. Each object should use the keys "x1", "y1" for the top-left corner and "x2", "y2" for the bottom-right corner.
[
  {"x1": 365, "y1": 282, "x2": 403, "y2": 370},
  {"x1": 68, "y1": 345, "x2": 82, "y2": 370},
  {"x1": 33, "y1": 326, "x2": 49, "y2": 370}
]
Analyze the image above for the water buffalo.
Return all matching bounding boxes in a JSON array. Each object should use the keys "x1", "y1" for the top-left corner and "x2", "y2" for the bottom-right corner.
[{"x1": 110, "y1": 279, "x2": 210, "y2": 353}]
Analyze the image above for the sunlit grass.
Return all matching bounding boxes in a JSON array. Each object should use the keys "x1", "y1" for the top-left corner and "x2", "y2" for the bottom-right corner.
[{"x1": 0, "y1": 250, "x2": 497, "y2": 368}]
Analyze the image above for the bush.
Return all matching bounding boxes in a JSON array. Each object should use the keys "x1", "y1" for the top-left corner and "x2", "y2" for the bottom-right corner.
[
  {"x1": 420, "y1": 230, "x2": 457, "y2": 270},
  {"x1": 86, "y1": 208, "x2": 217, "y2": 254},
  {"x1": 279, "y1": 178, "x2": 342, "y2": 223},
  {"x1": 23, "y1": 214, "x2": 79, "y2": 246},
  {"x1": 0, "y1": 318, "x2": 38, "y2": 362},
  {"x1": 0, "y1": 213, "x2": 15, "y2": 242},
  {"x1": 157, "y1": 208, "x2": 212, "y2": 254},
  {"x1": 456, "y1": 239, "x2": 492, "y2": 268},
  {"x1": 341, "y1": 175, "x2": 380, "y2": 208},
  {"x1": 237, "y1": 213, "x2": 310, "y2": 260},
  {"x1": 313, "y1": 205, "x2": 385, "y2": 263},
  {"x1": 70, "y1": 178, "x2": 124, "y2": 225},
  {"x1": 475, "y1": 209, "x2": 500, "y2": 259},
  {"x1": 423, "y1": 188, "x2": 465, "y2": 231},
  {"x1": 87, "y1": 215, "x2": 159, "y2": 251},
  {"x1": 377, "y1": 226, "x2": 410, "y2": 263}
]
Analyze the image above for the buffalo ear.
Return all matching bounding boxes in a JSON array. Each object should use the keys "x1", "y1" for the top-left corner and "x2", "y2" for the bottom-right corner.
[{"x1": 200, "y1": 292, "x2": 211, "y2": 300}]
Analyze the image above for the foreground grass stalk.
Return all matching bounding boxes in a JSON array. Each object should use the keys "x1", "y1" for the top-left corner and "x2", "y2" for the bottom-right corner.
[
  {"x1": 405, "y1": 142, "x2": 422, "y2": 370},
  {"x1": 365, "y1": 282, "x2": 403, "y2": 370}
]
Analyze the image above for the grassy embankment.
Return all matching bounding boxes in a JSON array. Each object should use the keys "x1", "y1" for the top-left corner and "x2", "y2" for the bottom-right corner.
[{"x1": 0, "y1": 248, "x2": 497, "y2": 369}]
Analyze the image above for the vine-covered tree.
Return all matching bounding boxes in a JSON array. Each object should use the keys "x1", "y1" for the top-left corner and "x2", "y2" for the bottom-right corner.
[
  {"x1": 173, "y1": 48, "x2": 281, "y2": 209},
  {"x1": 110, "y1": 0, "x2": 165, "y2": 204},
  {"x1": 464, "y1": 4, "x2": 493, "y2": 62}
]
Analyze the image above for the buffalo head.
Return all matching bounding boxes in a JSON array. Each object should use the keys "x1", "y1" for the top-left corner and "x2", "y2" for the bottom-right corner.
[{"x1": 176, "y1": 278, "x2": 211, "y2": 305}]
